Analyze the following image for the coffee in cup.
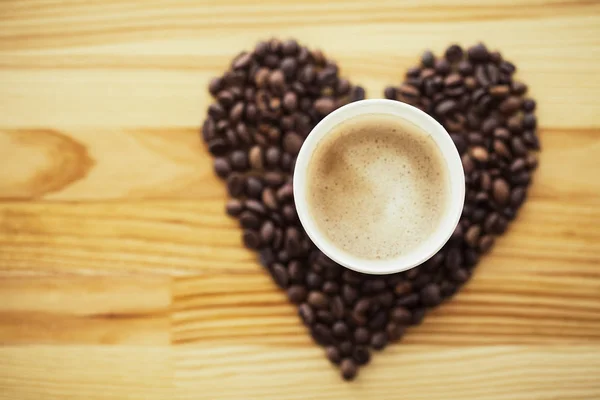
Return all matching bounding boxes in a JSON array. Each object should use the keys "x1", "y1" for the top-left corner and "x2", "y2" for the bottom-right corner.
[
  {"x1": 294, "y1": 99, "x2": 465, "y2": 274},
  {"x1": 306, "y1": 113, "x2": 450, "y2": 260}
]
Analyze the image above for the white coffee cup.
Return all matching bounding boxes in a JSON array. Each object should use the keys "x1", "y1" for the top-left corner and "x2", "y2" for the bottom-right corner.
[{"x1": 293, "y1": 99, "x2": 465, "y2": 275}]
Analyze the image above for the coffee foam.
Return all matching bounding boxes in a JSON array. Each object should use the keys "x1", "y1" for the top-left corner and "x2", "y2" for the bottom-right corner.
[{"x1": 306, "y1": 113, "x2": 450, "y2": 260}]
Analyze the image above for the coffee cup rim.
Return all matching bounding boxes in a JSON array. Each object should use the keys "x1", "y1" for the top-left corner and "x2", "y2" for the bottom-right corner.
[{"x1": 293, "y1": 99, "x2": 465, "y2": 275}]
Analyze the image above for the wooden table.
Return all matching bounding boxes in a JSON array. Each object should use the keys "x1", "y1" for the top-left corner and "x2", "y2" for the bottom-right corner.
[{"x1": 1, "y1": 1, "x2": 599, "y2": 399}]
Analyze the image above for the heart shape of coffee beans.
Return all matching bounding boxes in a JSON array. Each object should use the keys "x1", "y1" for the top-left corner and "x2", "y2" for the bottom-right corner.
[{"x1": 201, "y1": 39, "x2": 539, "y2": 381}]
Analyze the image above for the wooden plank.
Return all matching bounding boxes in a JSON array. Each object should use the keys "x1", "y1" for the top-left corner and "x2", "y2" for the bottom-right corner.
[
  {"x1": 174, "y1": 345, "x2": 600, "y2": 400},
  {"x1": 0, "y1": 3, "x2": 599, "y2": 128},
  {"x1": 1, "y1": 345, "x2": 598, "y2": 400},
  {"x1": 0, "y1": 128, "x2": 222, "y2": 200},
  {"x1": 0, "y1": 197, "x2": 597, "y2": 274},
  {"x1": 171, "y1": 255, "x2": 600, "y2": 345},
  {"x1": 0, "y1": 276, "x2": 171, "y2": 344},
  {"x1": 0, "y1": 346, "x2": 172, "y2": 400},
  {"x1": 0, "y1": 128, "x2": 598, "y2": 201}
]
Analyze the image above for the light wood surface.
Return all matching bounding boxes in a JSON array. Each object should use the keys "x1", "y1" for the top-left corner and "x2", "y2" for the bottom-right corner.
[{"x1": 1, "y1": 0, "x2": 600, "y2": 399}]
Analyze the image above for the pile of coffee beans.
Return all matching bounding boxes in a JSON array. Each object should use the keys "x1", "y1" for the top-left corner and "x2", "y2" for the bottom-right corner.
[{"x1": 201, "y1": 40, "x2": 539, "y2": 381}]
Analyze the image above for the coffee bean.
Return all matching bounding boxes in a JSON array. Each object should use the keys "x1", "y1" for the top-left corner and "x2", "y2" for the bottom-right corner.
[
  {"x1": 271, "y1": 263, "x2": 289, "y2": 288},
  {"x1": 523, "y1": 98, "x2": 536, "y2": 112},
  {"x1": 326, "y1": 346, "x2": 341, "y2": 365},
  {"x1": 421, "y1": 50, "x2": 435, "y2": 67},
  {"x1": 468, "y1": 43, "x2": 490, "y2": 63},
  {"x1": 314, "y1": 97, "x2": 335, "y2": 115},
  {"x1": 317, "y1": 310, "x2": 334, "y2": 325},
  {"x1": 306, "y1": 272, "x2": 323, "y2": 290},
  {"x1": 312, "y1": 323, "x2": 333, "y2": 345},
  {"x1": 207, "y1": 138, "x2": 229, "y2": 156},
  {"x1": 445, "y1": 247, "x2": 463, "y2": 269},
  {"x1": 370, "y1": 332, "x2": 388, "y2": 350},
  {"x1": 245, "y1": 177, "x2": 263, "y2": 199},
  {"x1": 510, "y1": 186, "x2": 526, "y2": 207},
  {"x1": 208, "y1": 77, "x2": 223, "y2": 95},
  {"x1": 340, "y1": 359, "x2": 357, "y2": 381},
  {"x1": 465, "y1": 225, "x2": 481, "y2": 247},
  {"x1": 332, "y1": 321, "x2": 349, "y2": 338},
  {"x1": 420, "y1": 283, "x2": 442, "y2": 307},
  {"x1": 323, "y1": 281, "x2": 339, "y2": 295},
  {"x1": 226, "y1": 174, "x2": 245, "y2": 197},
  {"x1": 282, "y1": 132, "x2": 303, "y2": 155},
  {"x1": 249, "y1": 146, "x2": 264, "y2": 170},
  {"x1": 479, "y1": 235, "x2": 495, "y2": 253},
  {"x1": 445, "y1": 44, "x2": 464, "y2": 63},
  {"x1": 470, "y1": 146, "x2": 489, "y2": 163},
  {"x1": 299, "y1": 303, "x2": 315, "y2": 325},
  {"x1": 242, "y1": 229, "x2": 261, "y2": 249},
  {"x1": 259, "y1": 220, "x2": 275, "y2": 243},
  {"x1": 354, "y1": 327, "x2": 370, "y2": 344},
  {"x1": 391, "y1": 307, "x2": 412, "y2": 324},
  {"x1": 354, "y1": 298, "x2": 371, "y2": 315},
  {"x1": 213, "y1": 157, "x2": 231, "y2": 178},
  {"x1": 225, "y1": 199, "x2": 244, "y2": 217},
  {"x1": 386, "y1": 322, "x2": 404, "y2": 342},
  {"x1": 352, "y1": 346, "x2": 370, "y2": 366},
  {"x1": 331, "y1": 296, "x2": 345, "y2": 320},
  {"x1": 308, "y1": 291, "x2": 329, "y2": 309},
  {"x1": 384, "y1": 86, "x2": 397, "y2": 100},
  {"x1": 492, "y1": 178, "x2": 510, "y2": 206},
  {"x1": 341, "y1": 284, "x2": 358, "y2": 306},
  {"x1": 285, "y1": 285, "x2": 307, "y2": 305},
  {"x1": 396, "y1": 293, "x2": 419, "y2": 308}
]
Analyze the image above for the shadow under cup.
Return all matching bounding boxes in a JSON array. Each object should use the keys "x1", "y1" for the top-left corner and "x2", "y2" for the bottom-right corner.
[{"x1": 293, "y1": 99, "x2": 465, "y2": 275}]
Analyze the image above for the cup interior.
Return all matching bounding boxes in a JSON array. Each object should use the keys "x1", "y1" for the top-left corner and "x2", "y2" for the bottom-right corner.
[{"x1": 293, "y1": 99, "x2": 465, "y2": 275}]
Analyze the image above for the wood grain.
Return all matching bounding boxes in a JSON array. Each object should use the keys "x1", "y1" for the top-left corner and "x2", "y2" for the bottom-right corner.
[{"x1": 1, "y1": 0, "x2": 600, "y2": 399}]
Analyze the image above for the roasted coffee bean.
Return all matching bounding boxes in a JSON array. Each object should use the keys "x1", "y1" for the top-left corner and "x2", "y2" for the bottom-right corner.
[
  {"x1": 445, "y1": 44, "x2": 464, "y2": 63},
  {"x1": 420, "y1": 283, "x2": 442, "y2": 307},
  {"x1": 282, "y1": 132, "x2": 303, "y2": 155},
  {"x1": 479, "y1": 235, "x2": 495, "y2": 253},
  {"x1": 386, "y1": 322, "x2": 404, "y2": 342},
  {"x1": 213, "y1": 157, "x2": 231, "y2": 178},
  {"x1": 493, "y1": 178, "x2": 511, "y2": 206},
  {"x1": 312, "y1": 323, "x2": 333, "y2": 345},
  {"x1": 226, "y1": 174, "x2": 245, "y2": 197},
  {"x1": 306, "y1": 272, "x2": 323, "y2": 290},
  {"x1": 331, "y1": 296, "x2": 345, "y2": 319},
  {"x1": 332, "y1": 321, "x2": 349, "y2": 338},
  {"x1": 239, "y1": 211, "x2": 260, "y2": 229},
  {"x1": 391, "y1": 307, "x2": 412, "y2": 324},
  {"x1": 248, "y1": 146, "x2": 264, "y2": 170},
  {"x1": 467, "y1": 43, "x2": 490, "y2": 63},
  {"x1": 352, "y1": 346, "x2": 371, "y2": 366},
  {"x1": 298, "y1": 303, "x2": 315, "y2": 325},
  {"x1": 411, "y1": 308, "x2": 426, "y2": 325},
  {"x1": 225, "y1": 198, "x2": 244, "y2": 216},
  {"x1": 317, "y1": 310, "x2": 335, "y2": 325},
  {"x1": 287, "y1": 285, "x2": 307, "y2": 304},
  {"x1": 323, "y1": 281, "x2": 339, "y2": 295},
  {"x1": 396, "y1": 293, "x2": 419, "y2": 308},
  {"x1": 421, "y1": 50, "x2": 435, "y2": 67},
  {"x1": 242, "y1": 229, "x2": 261, "y2": 249},
  {"x1": 271, "y1": 263, "x2": 289, "y2": 288},
  {"x1": 354, "y1": 327, "x2": 370, "y2": 344},
  {"x1": 340, "y1": 359, "x2": 358, "y2": 381},
  {"x1": 354, "y1": 298, "x2": 371, "y2": 315},
  {"x1": 326, "y1": 346, "x2": 341, "y2": 365},
  {"x1": 308, "y1": 291, "x2": 329, "y2": 309},
  {"x1": 245, "y1": 177, "x2": 263, "y2": 198},
  {"x1": 370, "y1": 332, "x2": 388, "y2": 350}
]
